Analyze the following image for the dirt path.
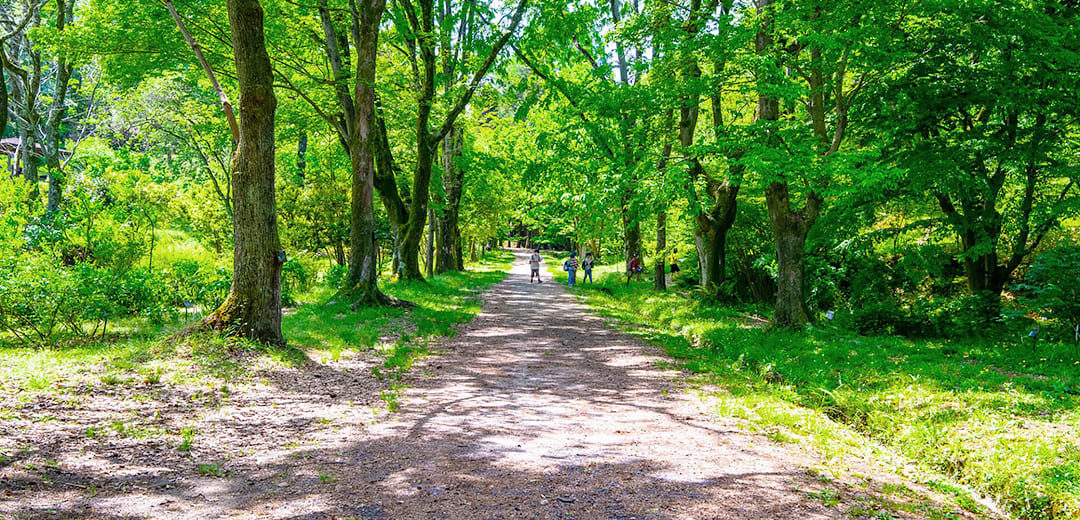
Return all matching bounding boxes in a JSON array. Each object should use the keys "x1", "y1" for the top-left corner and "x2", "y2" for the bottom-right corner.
[
  {"x1": 2, "y1": 251, "x2": 964, "y2": 519},
  {"x1": 343, "y1": 251, "x2": 847, "y2": 519}
]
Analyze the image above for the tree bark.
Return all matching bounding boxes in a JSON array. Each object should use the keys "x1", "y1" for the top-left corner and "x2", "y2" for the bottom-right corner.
[
  {"x1": 622, "y1": 204, "x2": 642, "y2": 271},
  {"x1": 0, "y1": 63, "x2": 7, "y2": 157},
  {"x1": 765, "y1": 183, "x2": 819, "y2": 328},
  {"x1": 372, "y1": 100, "x2": 409, "y2": 277},
  {"x1": 296, "y1": 131, "x2": 307, "y2": 181},
  {"x1": 425, "y1": 205, "x2": 435, "y2": 277},
  {"x1": 44, "y1": 0, "x2": 75, "y2": 215},
  {"x1": 755, "y1": 0, "x2": 817, "y2": 329},
  {"x1": 436, "y1": 122, "x2": 464, "y2": 273},
  {"x1": 401, "y1": 135, "x2": 435, "y2": 279},
  {"x1": 654, "y1": 211, "x2": 666, "y2": 290},
  {"x1": 201, "y1": 0, "x2": 284, "y2": 346}
]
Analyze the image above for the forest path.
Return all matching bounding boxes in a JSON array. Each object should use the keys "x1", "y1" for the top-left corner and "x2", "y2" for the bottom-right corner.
[
  {"x1": 1, "y1": 251, "x2": 964, "y2": 520},
  {"x1": 306, "y1": 250, "x2": 849, "y2": 519}
]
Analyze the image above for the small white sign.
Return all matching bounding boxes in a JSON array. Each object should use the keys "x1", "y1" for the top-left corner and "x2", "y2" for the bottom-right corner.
[{"x1": 825, "y1": 310, "x2": 835, "y2": 320}]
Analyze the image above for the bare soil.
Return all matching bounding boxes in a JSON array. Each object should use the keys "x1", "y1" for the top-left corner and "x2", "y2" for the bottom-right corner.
[{"x1": 1, "y1": 251, "x2": 976, "y2": 519}]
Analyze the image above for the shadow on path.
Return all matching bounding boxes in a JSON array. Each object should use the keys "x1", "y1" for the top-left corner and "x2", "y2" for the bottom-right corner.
[{"x1": 2, "y1": 251, "x2": 956, "y2": 519}]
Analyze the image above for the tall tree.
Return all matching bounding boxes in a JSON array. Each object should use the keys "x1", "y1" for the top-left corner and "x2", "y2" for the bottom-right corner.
[
  {"x1": 882, "y1": 0, "x2": 1080, "y2": 318},
  {"x1": 749, "y1": 0, "x2": 903, "y2": 328},
  {"x1": 201, "y1": 0, "x2": 285, "y2": 345},
  {"x1": 0, "y1": 2, "x2": 44, "y2": 201},
  {"x1": 274, "y1": 0, "x2": 395, "y2": 306},
  {"x1": 0, "y1": 0, "x2": 80, "y2": 214},
  {"x1": 436, "y1": 120, "x2": 465, "y2": 272},
  {"x1": 41, "y1": 0, "x2": 76, "y2": 214},
  {"x1": 384, "y1": 0, "x2": 528, "y2": 280},
  {"x1": 661, "y1": 0, "x2": 742, "y2": 290}
]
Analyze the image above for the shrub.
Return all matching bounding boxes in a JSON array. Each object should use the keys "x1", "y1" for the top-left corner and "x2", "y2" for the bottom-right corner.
[
  {"x1": 164, "y1": 259, "x2": 231, "y2": 315},
  {"x1": 935, "y1": 292, "x2": 1004, "y2": 338},
  {"x1": 0, "y1": 256, "x2": 82, "y2": 345},
  {"x1": 323, "y1": 264, "x2": 347, "y2": 289},
  {"x1": 1017, "y1": 246, "x2": 1080, "y2": 336},
  {"x1": 843, "y1": 300, "x2": 936, "y2": 337},
  {"x1": 281, "y1": 257, "x2": 311, "y2": 306}
]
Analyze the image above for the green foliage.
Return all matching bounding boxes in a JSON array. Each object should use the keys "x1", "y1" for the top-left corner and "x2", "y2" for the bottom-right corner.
[
  {"x1": 280, "y1": 257, "x2": 313, "y2": 307},
  {"x1": 0, "y1": 256, "x2": 81, "y2": 345},
  {"x1": 1017, "y1": 246, "x2": 1080, "y2": 335},
  {"x1": 579, "y1": 279, "x2": 1080, "y2": 519}
]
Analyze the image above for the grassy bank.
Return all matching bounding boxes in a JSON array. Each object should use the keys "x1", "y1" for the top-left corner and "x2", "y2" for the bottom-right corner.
[
  {"x1": 572, "y1": 268, "x2": 1080, "y2": 520},
  {"x1": 0, "y1": 250, "x2": 513, "y2": 400}
]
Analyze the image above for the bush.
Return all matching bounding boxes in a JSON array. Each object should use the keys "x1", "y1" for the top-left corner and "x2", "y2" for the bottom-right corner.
[
  {"x1": 164, "y1": 259, "x2": 231, "y2": 315},
  {"x1": 0, "y1": 256, "x2": 82, "y2": 345},
  {"x1": 843, "y1": 300, "x2": 936, "y2": 337},
  {"x1": 934, "y1": 292, "x2": 1005, "y2": 338},
  {"x1": 1017, "y1": 246, "x2": 1080, "y2": 335},
  {"x1": 281, "y1": 257, "x2": 311, "y2": 306},
  {"x1": 323, "y1": 264, "x2": 347, "y2": 289}
]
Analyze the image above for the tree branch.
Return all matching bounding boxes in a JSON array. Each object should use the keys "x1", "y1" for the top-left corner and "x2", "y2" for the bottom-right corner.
[{"x1": 431, "y1": 0, "x2": 529, "y2": 145}]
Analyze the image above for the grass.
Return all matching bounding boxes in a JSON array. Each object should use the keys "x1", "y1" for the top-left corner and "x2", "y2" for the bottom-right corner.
[
  {"x1": 573, "y1": 268, "x2": 1080, "y2": 520},
  {"x1": 282, "y1": 251, "x2": 511, "y2": 356},
  {"x1": 0, "y1": 249, "x2": 512, "y2": 407}
]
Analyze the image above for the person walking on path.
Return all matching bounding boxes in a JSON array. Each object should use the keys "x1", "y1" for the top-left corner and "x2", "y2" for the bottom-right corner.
[
  {"x1": 581, "y1": 252, "x2": 595, "y2": 284},
  {"x1": 626, "y1": 252, "x2": 643, "y2": 285},
  {"x1": 563, "y1": 252, "x2": 580, "y2": 286},
  {"x1": 529, "y1": 249, "x2": 543, "y2": 284},
  {"x1": 668, "y1": 248, "x2": 681, "y2": 277}
]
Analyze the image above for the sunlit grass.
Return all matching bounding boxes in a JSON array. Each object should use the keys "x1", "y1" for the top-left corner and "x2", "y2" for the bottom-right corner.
[
  {"x1": 576, "y1": 276, "x2": 1080, "y2": 519},
  {"x1": 0, "y1": 250, "x2": 513, "y2": 401}
]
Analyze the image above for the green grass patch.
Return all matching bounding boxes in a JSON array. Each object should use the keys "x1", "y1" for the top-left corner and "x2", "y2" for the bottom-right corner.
[
  {"x1": 283, "y1": 251, "x2": 510, "y2": 351},
  {"x1": 575, "y1": 277, "x2": 1080, "y2": 520},
  {"x1": 0, "y1": 251, "x2": 512, "y2": 409}
]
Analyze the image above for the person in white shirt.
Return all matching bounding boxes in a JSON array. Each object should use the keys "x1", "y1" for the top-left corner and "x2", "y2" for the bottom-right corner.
[{"x1": 529, "y1": 249, "x2": 543, "y2": 284}]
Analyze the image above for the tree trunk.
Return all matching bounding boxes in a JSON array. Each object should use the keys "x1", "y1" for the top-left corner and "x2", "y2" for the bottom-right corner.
[
  {"x1": 19, "y1": 127, "x2": 39, "y2": 195},
  {"x1": 765, "y1": 182, "x2": 819, "y2": 328},
  {"x1": 3, "y1": 7, "x2": 41, "y2": 204},
  {"x1": 678, "y1": 55, "x2": 740, "y2": 291},
  {"x1": 45, "y1": 6, "x2": 74, "y2": 215},
  {"x1": 695, "y1": 220, "x2": 726, "y2": 290},
  {"x1": 654, "y1": 211, "x2": 666, "y2": 290},
  {"x1": 436, "y1": 123, "x2": 464, "y2": 273},
  {"x1": 0, "y1": 65, "x2": 7, "y2": 140},
  {"x1": 694, "y1": 182, "x2": 738, "y2": 289},
  {"x1": 297, "y1": 132, "x2": 307, "y2": 182},
  {"x1": 201, "y1": 0, "x2": 284, "y2": 346},
  {"x1": 343, "y1": 130, "x2": 383, "y2": 305},
  {"x1": 334, "y1": 240, "x2": 346, "y2": 266},
  {"x1": 425, "y1": 206, "x2": 435, "y2": 277},
  {"x1": 623, "y1": 214, "x2": 641, "y2": 270},
  {"x1": 401, "y1": 138, "x2": 436, "y2": 280}
]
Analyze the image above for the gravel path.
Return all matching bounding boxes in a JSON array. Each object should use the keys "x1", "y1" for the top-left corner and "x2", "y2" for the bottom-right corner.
[{"x1": 2, "y1": 250, "x2": 967, "y2": 519}]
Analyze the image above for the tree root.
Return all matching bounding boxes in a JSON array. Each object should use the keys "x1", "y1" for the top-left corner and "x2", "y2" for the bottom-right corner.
[{"x1": 335, "y1": 286, "x2": 415, "y2": 310}]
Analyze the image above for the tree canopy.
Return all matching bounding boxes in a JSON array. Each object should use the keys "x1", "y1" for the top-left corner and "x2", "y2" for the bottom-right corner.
[{"x1": 0, "y1": 0, "x2": 1077, "y2": 336}]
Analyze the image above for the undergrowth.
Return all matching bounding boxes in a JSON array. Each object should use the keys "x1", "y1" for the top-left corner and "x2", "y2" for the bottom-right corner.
[
  {"x1": 0, "y1": 250, "x2": 513, "y2": 405},
  {"x1": 576, "y1": 269, "x2": 1080, "y2": 520}
]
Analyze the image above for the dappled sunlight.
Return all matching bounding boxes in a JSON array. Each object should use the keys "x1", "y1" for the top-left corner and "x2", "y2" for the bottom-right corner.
[{"x1": 0, "y1": 251, "x2": 962, "y2": 519}]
